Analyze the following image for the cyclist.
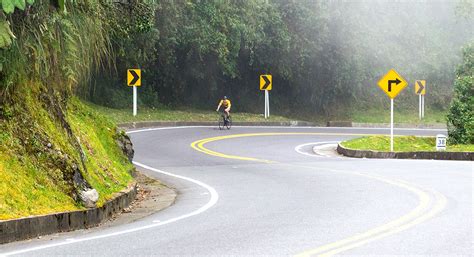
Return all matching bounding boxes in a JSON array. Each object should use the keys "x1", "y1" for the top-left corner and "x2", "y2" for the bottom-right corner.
[{"x1": 216, "y1": 96, "x2": 231, "y2": 121}]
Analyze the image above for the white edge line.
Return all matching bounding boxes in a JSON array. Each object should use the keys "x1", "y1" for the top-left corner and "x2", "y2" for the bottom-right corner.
[
  {"x1": 294, "y1": 142, "x2": 339, "y2": 158},
  {"x1": 2, "y1": 161, "x2": 218, "y2": 256},
  {"x1": 126, "y1": 126, "x2": 446, "y2": 134},
  {"x1": 312, "y1": 143, "x2": 339, "y2": 158}
]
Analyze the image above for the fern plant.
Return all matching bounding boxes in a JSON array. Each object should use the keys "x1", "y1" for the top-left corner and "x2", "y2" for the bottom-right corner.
[{"x1": 0, "y1": 0, "x2": 35, "y2": 48}]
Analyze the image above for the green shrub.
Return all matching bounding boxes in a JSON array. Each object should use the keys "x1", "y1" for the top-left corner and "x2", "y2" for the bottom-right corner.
[{"x1": 447, "y1": 43, "x2": 474, "y2": 144}]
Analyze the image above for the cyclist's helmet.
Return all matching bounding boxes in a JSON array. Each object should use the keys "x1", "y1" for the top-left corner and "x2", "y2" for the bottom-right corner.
[{"x1": 223, "y1": 96, "x2": 227, "y2": 100}]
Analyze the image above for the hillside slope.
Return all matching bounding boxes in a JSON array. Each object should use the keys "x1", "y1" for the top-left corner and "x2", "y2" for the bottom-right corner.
[{"x1": 0, "y1": 85, "x2": 134, "y2": 220}]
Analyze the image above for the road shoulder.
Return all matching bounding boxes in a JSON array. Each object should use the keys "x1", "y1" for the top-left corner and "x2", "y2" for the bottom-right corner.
[{"x1": 101, "y1": 170, "x2": 177, "y2": 228}]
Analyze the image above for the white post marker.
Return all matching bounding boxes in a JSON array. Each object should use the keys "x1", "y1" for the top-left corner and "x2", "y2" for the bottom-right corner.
[
  {"x1": 133, "y1": 85, "x2": 137, "y2": 116},
  {"x1": 436, "y1": 134, "x2": 446, "y2": 151},
  {"x1": 390, "y1": 98, "x2": 394, "y2": 152}
]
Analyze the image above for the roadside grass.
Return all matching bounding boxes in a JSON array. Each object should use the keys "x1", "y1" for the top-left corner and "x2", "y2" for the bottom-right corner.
[
  {"x1": 87, "y1": 101, "x2": 447, "y2": 126},
  {"x1": 86, "y1": 103, "x2": 292, "y2": 124},
  {"x1": 349, "y1": 108, "x2": 447, "y2": 124},
  {"x1": 0, "y1": 89, "x2": 133, "y2": 220},
  {"x1": 341, "y1": 136, "x2": 474, "y2": 152}
]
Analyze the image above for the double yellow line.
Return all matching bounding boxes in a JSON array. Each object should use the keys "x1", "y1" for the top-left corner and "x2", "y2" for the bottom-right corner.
[
  {"x1": 190, "y1": 133, "x2": 447, "y2": 256},
  {"x1": 190, "y1": 133, "x2": 275, "y2": 163},
  {"x1": 293, "y1": 169, "x2": 446, "y2": 257},
  {"x1": 190, "y1": 132, "x2": 369, "y2": 163}
]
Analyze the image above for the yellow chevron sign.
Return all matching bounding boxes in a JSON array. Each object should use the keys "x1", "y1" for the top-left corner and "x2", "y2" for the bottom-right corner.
[
  {"x1": 127, "y1": 69, "x2": 141, "y2": 86},
  {"x1": 415, "y1": 80, "x2": 426, "y2": 95},
  {"x1": 260, "y1": 75, "x2": 272, "y2": 91}
]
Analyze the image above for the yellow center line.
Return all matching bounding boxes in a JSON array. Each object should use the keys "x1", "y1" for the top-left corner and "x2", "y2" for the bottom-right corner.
[
  {"x1": 190, "y1": 132, "x2": 372, "y2": 163},
  {"x1": 290, "y1": 168, "x2": 446, "y2": 257},
  {"x1": 189, "y1": 133, "x2": 447, "y2": 256}
]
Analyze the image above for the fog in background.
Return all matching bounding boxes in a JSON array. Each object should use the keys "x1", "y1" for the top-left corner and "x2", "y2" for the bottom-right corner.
[
  {"x1": 323, "y1": 0, "x2": 473, "y2": 109},
  {"x1": 86, "y1": 0, "x2": 473, "y2": 117}
]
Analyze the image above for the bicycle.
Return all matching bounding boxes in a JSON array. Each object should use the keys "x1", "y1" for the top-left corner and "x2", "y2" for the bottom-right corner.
[{"x1": 218, "y1": 111, "x2": 232, "y2": 130}]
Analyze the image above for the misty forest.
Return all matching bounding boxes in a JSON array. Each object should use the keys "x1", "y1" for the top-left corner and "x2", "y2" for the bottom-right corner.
[
  {"x1": 89, "y1": 1, "x2": 473, "y2": 116},
  {"x1": 0, "y1": 0, "x2": 473, "y2": 134}
]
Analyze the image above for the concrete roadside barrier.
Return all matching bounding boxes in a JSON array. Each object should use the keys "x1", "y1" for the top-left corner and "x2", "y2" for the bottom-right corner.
[
  {"x1": 118, "y1": 121, "x2": 319, "y2": 129},
  {"x1": 0, "y1": 184, "x2": 137, "y2": 244},
  {"x1": 337, "y1": 144, "x2": 473, "y2": 161}
]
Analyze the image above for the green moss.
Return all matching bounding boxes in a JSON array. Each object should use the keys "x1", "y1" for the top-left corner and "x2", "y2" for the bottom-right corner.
[
  {"x1": 0, "y1": 87, "x2": 134, "y2": 220},
  {"x1": 68, "y1": 98, "x2": 133, "y2": 206},
  {"x1": 341, "y1": 135, "x2": 474, "y2": 152},
  {"x1": 0, "y1": 146, "x2": 78, "y2": 220}
]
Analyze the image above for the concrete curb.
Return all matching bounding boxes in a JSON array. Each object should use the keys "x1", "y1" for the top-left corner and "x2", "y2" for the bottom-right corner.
[
  {"x1": 0, "y1": 184, "x2": 137, "y2": 244},
  {"x1": 118, "y1": 121, "x2": 447, "y2": 130},
  {"x1": 118, "y1": 120, "x2": 319, "y2": 129},
  {"x1": 352, "y1": 122, "x2": 446, "y2": 129},
  {"x1": 337, "y1": 144, "x2": 473, "y2": 161}
]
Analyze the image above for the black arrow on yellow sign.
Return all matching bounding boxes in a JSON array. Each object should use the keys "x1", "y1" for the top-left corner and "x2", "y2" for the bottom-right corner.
[
  {"x1": 261, "y1": 76, "x2": 271, "y2": 90},
  {"x1": 387, "y1": 78, "x2": 401, "y2": 92},
  {"x1": 129, "y1": 70, "x2": 140, "y2": 85},
  {"x1": 416, "y1": 81, "x2": 425, "y2": 94}
]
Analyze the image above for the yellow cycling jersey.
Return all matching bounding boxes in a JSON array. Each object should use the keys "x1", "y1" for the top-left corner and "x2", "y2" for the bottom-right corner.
[{"x1": 219, "y1": 99, "x2": 231, "y2": 108}]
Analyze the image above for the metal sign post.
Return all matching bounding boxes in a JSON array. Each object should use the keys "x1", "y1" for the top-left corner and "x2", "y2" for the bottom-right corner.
[
  {"x1": 133, "y1": 86, "x2": 137, "y2": 116},
  {"x1": 390, "y1": 98, "x2": 394, "y2": 151},
  {"x1": 421, "y1": 95, "x2": 425, "y2": 118},
  {"x1": 419, "y1": 94, "x2": 422, "y2": 120},
  {"x1": 264, "y1": 90, "x2": 270, "y2": 119}
]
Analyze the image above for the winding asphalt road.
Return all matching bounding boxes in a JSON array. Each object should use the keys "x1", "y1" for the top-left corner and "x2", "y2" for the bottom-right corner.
[{"x1": 1, "y1": 126, "x2": 472, "y2": 256}]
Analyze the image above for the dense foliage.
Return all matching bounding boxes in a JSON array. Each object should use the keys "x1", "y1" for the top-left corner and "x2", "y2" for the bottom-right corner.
[
  {"x1": 0, "y1": 0, "x2": 143, "y2": 213},
  {"x1": 0, "y1": 0, "x2": 473, "y2": 119},
  {"x1": 85, "y1": 1, "x2": 472, "y2": 119},
  {"x1": 447, "y1": 43, "x2": 473, "y2": 144}
]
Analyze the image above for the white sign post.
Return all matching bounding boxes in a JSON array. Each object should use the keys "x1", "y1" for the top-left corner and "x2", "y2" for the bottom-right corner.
[
  {"x1": 419, "y1": 94, "x2": 422, "y2": 120},
  {"x1": 260, "y1": 74, "x2": 272, "y2": 119},
  {"x1": 419, "y1": 94, "x2": 425, "y2": 119},
  {"x1": 133, "y1": 86, "x2": 137, "y2": 117},
  {"x1": 421, "y1": 95, "x2": 424, "y2": 118},
  {"x1": 264, "y1": 90, "x2": 270, "y2": 119},
  {"x1": 390, "y1": 99, "x2": 394, "y2": 151},
  {"x1": 436, "y1": 134, "x2": 447, "y2": 151}
]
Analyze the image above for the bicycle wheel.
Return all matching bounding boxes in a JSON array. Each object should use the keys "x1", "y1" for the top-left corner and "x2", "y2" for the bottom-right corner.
[
  {"x1": 226, "y1": 116, "x2": 232, "y2": 130},
  {"x1": 218, "y1": 116, "x2": 224, "y2": 130}
]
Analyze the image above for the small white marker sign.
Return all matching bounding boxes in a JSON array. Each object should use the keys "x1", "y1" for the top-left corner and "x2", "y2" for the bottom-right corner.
[{"x1": 436, "y1": 134, "x2": 446, "y2": 151}]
